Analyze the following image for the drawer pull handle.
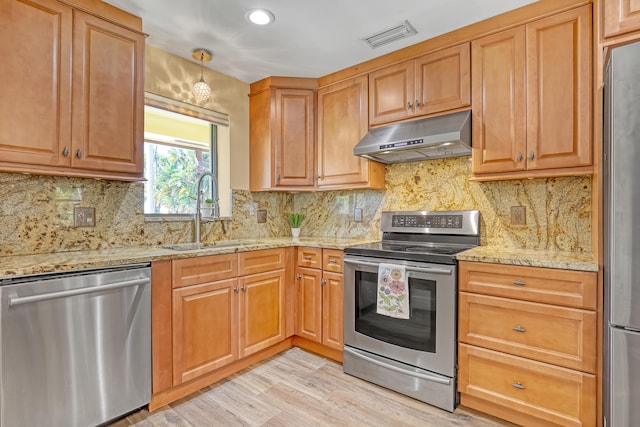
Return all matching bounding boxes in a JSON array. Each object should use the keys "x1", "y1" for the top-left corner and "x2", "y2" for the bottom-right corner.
[
  {"x1": 513, "y1": 326, "x2": 526, "y2": 333},
  {"x1": 328, "y1": 258, "x2": 337, "y2": 263},
  {"x1": 512, "y1": 280, "x2": 526, "y2": 286},
  {"x1": 304, "y1": 255, "x2": 312, "y2": 260},
  {"x1": 512, "y1": 381, "x2": 526, "y2": 390}
]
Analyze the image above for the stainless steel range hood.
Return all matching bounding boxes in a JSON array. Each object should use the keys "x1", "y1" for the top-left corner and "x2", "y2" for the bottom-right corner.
[{"x1": 353, "y1": 110, "x2": 471, "y2": 164}]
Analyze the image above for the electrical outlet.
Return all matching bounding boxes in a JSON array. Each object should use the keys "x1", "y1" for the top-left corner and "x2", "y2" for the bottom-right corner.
[
  {"x1": 354, "y1": 208, "x2": 363, "y2": 222},
  {"x1": 511, "y1": 206, "x2": 526, "y2": 225},
  {"x1": 257, "y1": 209, "x2": 267, "y2": 223},
  {"x1": 74, "y1": 207, "x2": 95, "y2": 227}
]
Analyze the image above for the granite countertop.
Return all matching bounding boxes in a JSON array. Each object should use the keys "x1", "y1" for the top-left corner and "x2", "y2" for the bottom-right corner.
[
  {"x1": 456, "y1": 246, "x2": 599, "y2": 272},
  {"x1": 0, "y1": 237, "x2": 378, "y2": 279},
  {"x1": 0, "y1": 238, "x2": 599, "y2": 280}
]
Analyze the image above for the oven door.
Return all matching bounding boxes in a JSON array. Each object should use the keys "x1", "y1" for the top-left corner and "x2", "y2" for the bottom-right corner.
[{"x1": 343, "y1": 255, "x2": 456, "y2": 377}]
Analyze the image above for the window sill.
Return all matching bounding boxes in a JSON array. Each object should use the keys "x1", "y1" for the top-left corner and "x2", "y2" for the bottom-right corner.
[{"x1": 144, "y1": 214, "x2": 232, "y2": 223}]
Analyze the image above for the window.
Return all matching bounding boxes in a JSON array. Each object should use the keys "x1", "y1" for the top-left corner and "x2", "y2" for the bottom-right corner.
[{"x1": 143, "y1": 94, "x2": 231, "y2": 217}]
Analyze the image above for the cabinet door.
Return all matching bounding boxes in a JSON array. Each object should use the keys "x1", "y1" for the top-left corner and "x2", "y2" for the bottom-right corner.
[
  {"x1": 369, "y1": 61, "x2": 414, "y2": 125},
  {"x1": 322, "y1": 271, "x2": 343, "y2": 351},
  {"x1": 239, "y1": 270, "x2": 286, "y2": 358},
  {"x1": 415, "y1": 43, "x2": 471, "y2": 116},
  {"x1": 317, "y1": 76, "x2": 385, "y2": 189},
  {"x1": 274, "y1": 89, "x2": 315, "y2": 187},
  {"x1": 172, "y1": 278, "x2": 239, "y2": 385},
  {"x1": 471, "y1": 27, "x2": 526, "y2": 174},
  {"x1": 295, "y1": 267, "x2": 322, "y2": 343},
  {"x1": 604, "y1": 0, "x2": 640, "y2": 38},
  {"x1": 71, "y1": 11, "x2": 144, "y2": 176},
  {"x1": 0, "y1": 0, "x2": 72, "y2": 167},
  {"x1": 526, "y1": 5, "x2": 592, "y2": 171}
]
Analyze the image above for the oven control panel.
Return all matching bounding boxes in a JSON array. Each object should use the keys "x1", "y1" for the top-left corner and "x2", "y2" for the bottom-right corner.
[
  {"x1": 392, "y1": 214, "x2": 463, "y2": 229},
  {"x1": 381, "y1": 210, "x2": 480, "y2": 236}
]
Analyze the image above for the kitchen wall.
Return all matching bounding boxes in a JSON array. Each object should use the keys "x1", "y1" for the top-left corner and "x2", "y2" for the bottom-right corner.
[
  {"x1": 145, "y1": 45, "x2": 250, "y2": 190},
  {"x1": 292, "y1": 157, "x2": 592, "y2": 252}
]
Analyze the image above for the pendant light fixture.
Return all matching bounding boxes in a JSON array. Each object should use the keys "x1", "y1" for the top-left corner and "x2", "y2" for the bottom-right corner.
[{"x1": 192, "y1": 48, "x2": 212, "y2": 103}]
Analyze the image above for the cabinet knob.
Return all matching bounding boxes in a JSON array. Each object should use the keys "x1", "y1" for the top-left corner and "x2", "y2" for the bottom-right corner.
[
  {"x1": 76, "y1": 149, "x2": 83, "y2": 159},
  {"x1": 242, "y1": 284, "x2": 247, "y2": 292},
  {"x1": 529, "y1": 151, "x2": 535, "y2": 161},
  {"x1": 234, "y1": 286, "x2": 239, "y2": 293},
  {"x1": 512, "y1": 325, "x2": 526, "y2": 333},
  {"x1": 62, "y1": 146, "x2": 70, "y2": 157},
  {"x1": 414, "y1": 100, "x2": 420, "y2": 109},
  {"x1": 276, "y1": 173, "x2": 280, "y2": 182},
  {"x1": 511, "y1": 381, "x2": 526, "y2": 390},
  {"x1": 512, "y1": 280, "x2": 526, "y2": 286},
  {"x1": 321, "y1": 278, "x2": 327, "y2": 286},
  {"x1": 407, "y1": 101, "x2": 412, "y2": 111},
  {"x1": 296, "y1": 274, "x2": 301, "y2": 280},
  {"x1": 517, "y1": 152, "x2": 523, "y2": 162}
]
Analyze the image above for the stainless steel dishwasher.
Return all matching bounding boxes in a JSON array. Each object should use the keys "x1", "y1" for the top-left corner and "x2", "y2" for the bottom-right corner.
[{"x1": 0, "y1": 263, "x2": 151, "y2": 427}]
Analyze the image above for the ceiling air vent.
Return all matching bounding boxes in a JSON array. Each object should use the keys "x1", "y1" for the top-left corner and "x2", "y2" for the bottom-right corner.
[{"x1": 362, "y1": 20, "x2": 418, "y2": 49}]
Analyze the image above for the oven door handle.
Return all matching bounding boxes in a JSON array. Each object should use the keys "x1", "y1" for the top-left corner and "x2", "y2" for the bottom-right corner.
[
  {"x1": 344, "y1": 347, "x2": 451, "y2": 385},
  {"x1": 343, "y1": 259, "x2": 452, "y2": 275}
]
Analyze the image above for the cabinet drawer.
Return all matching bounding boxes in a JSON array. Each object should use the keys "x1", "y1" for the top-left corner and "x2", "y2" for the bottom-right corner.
[
  {"x1": 459, "y1": 344, "x2": 596, "y2": 427},
  {"x1": 238, "y1": 248, "x2": 285, "y2": 276},
  {"x1": 297, "y1": 247, "x2": 322, "y2": 269},
  {"x1": 172, "y1": 254, "x2": 238, "y2": 288},
  {"x1": 459, "y1": 292, "x2": 596, "y2": 373},
  {"x1": 459, "y1": 261, "x2": 597, "y2": 309},
  {"x1": 322, "y1": 249, "x2": 343, "y2": 273}
]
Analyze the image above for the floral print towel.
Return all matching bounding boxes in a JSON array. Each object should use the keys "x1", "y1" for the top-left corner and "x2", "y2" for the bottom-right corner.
[{"x1": 377, "y1": 263, "x2": 409, "y2": 319}]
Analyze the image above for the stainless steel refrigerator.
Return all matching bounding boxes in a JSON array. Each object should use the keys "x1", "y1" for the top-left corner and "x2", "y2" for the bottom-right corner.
[{"x1": 603, "y1": 40, "x2": 640, "y2": 427}]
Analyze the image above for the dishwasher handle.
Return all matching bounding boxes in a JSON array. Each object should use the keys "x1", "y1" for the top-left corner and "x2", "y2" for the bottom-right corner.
[{"x1": 7, "y1": 277, "x2": 150, "y2": 307}]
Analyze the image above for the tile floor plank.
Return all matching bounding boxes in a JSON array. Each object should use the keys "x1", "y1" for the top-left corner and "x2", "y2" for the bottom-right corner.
[{"x1": 111, "y1": 348, "x2": 514, "y2": 426}]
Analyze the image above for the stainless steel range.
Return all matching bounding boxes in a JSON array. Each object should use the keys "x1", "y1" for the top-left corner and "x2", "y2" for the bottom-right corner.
[{"x1": 343, "y1": 210, "x2": 480, "y2": 412}]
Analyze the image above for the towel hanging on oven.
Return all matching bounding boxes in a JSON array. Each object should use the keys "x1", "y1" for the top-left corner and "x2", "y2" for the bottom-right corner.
[{"x1": 377, "y1": 263, "x2": 409, "y2": 319}]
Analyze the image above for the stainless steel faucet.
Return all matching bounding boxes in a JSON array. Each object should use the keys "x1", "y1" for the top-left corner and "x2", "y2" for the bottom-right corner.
[{"x1": 195, "y1": 172, "x2": 219, "y2": 244}]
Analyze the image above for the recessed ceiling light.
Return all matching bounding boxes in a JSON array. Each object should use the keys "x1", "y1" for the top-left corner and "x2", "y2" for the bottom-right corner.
[{"x1": 246, "y1": 9, "x2": 275, "y2": 26}]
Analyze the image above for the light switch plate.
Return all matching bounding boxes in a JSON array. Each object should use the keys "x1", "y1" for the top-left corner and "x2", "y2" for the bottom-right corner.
[
  {"x1": 511, "y1": 206, "x2": 526, "y2": 225},
  {"x1": 354, "y1": 208, "x2": 363, "y2": 222},
  {"x1": 257, "y1": 209, "x2": 267, "y2": 223},
  {"x1": 74, "y1": 207, "x2": 96, "y2": 227}
]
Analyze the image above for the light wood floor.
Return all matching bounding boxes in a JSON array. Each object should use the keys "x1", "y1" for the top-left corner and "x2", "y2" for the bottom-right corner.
[{"x1": 110, "y1": 348, "x2": 514, "y2": 426}]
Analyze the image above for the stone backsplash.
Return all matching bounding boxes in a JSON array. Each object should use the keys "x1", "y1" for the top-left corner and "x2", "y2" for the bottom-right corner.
[{"x1": 0, "y1": 156, "x2": 591, "y2": 256}]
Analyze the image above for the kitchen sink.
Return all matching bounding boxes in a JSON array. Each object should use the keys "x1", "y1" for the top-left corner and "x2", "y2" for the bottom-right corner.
[{"x1": 161, "y1": 241, "x2": 253, "y2": 251}]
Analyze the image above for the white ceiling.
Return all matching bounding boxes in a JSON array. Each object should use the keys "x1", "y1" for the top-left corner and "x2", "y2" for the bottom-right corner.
[{"x1": 103, "y1": 0, "x2": 537, "y2": 83}]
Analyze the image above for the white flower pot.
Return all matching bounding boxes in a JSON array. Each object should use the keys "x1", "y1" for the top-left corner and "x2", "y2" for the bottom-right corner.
[{"x1": 291, "y1": 227, "x2": 301, "y2": 238}]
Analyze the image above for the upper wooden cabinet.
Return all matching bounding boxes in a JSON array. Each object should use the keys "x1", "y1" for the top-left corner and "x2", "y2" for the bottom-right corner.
[
  {"x1": 71, "y1": 11, "x2": 144, "y2": 176},
  {"x1": 317, "y1": 76, "x2": 385, "y2": 190},
  {"x1": 604, "y1": 0, "x2": 640, "y2": 39},
  {"x1": 249, "y1": 77, "x2": 317, "y2": 191},
  {"x1": 368, "y1": 43, "x2": 470, "y2": 126},
  {"x1": 472, "y1": 5, "x2": 592, "y2": 180},
  {"x1": 0, "y1": 0, "x2": 144, "y2": 180}
]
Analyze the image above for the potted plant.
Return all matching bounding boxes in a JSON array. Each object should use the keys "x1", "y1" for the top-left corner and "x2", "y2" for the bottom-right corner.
[
  {"x1": 287, "y1": 213, "x2": 305, "y2": 238},
  {"x1": 201, "y1": 198, "x2": 214, "y2": 217}
]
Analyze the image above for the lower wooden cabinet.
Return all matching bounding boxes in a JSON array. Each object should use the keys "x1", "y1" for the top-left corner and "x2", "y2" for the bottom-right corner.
[
  {"x1": 172, "y1": 278, "x2": 239, "y2": 384},
  {"x1": 458, "y1": 261, "x2": 597, "y2": 427},
  {"x1": 238, "y1": 269, "x2": 286, "y2": 358},
  {"x1": 295, "y1": 248, "x2": 344, "y2": 352}
]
